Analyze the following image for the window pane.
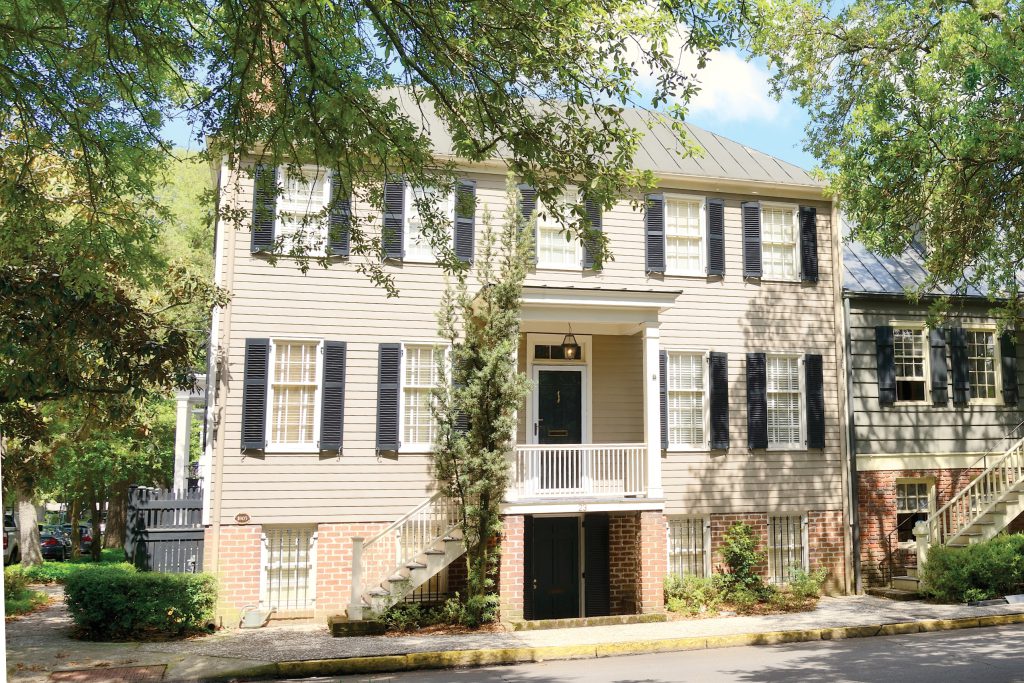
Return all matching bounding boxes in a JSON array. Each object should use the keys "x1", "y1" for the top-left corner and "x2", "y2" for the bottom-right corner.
[
  {"x1": 270, "y1": 341, "x2": 318, "y2": 446},
  {"x1": 767, "y1": 356, "x2": 801, "y2": 445},
  {"x1": 768, "y1": 515, "x2": 804, "y2": 584},
  {"x1": 668, "y1": 518, "x2": 707, "y2": 578},
  {"x1": 403, "y1": 387, "x2": 435, "y2": 444},
  {"x1": 403, "y1": 344, "x2": 443, "y2": 445},
  {"x1": 406, "y1": 186, "x2": 450, "y2": 260},
  {"x1": 893, "y1": 329, "x2": 925, "y2": 379},
  {"x1": 665, "y1": 199, "x2": 702, "y2": 273},
  {"x1": 967, "y1": 331, "x2": 998, "y2": 400},
  {"x1": 274, "y1": 342, "x2": 318, "y2": 384},
  {"x1": 405, "y1": 345, "x2": 441, "y2": 386},
  {"x1": 667, "y1": 353, "x2": 705, "y2": 447},
  {"x1": 761, "y1": 207, "x2": 797, "y2": 279},
  {"x1": 537, "y1": 225, "x2": 578, "y2": 267}
]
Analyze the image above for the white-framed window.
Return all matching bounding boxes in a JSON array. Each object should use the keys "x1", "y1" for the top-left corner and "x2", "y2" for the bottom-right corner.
[
  {"x1": 895, "y1": 481, "x2": 932, "y2": 542},
  {"x1": 966, "y1": 329, "x2": 1000, "y2": 402},
  {"x1": 893, "y1": 327, "x2": 928, "y2": 402},
  {"x1": 768, "y1": 514, "x2": 807, "y2": 585},
  {"x1": 277, "y1": 165, "x2": 330, "y2": 247},
  {"x1": 766, "y1": 355, "x2": 803, "y2": 448},
  {"x1": 761, "y1": 204, "x2": 799, "y2": 280},
  {"x1": 261, "y1": 526, "x2": 317, "y2": 611},
  {"x1": 404, "y1": 184, "x2": 455, "y2": 263},
  {"x1": 536, "y1": 189, "x2": 582, "y2": 270},
  {"x1": 667, "y1": 516, "x2": 710, "y2": 579},
  {"x1": 401, "y1": 343, "x2": 446, "y2": 449},
  {"x1": 267, "y1": 339, "x2": 322, "y2": 450},
  {"x1": 666, "y1": 352, "x2": 707, "y2": 449},
  {"x1": 665, "y1": 196, "x2": 705, "y2": 275}
]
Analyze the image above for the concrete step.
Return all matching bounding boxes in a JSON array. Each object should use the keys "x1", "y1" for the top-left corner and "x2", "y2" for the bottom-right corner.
[
  {"x1": 905, "y1": 566, "x2": 918, "y2": 578},
  {"x1": 892, "y1": 576, "x2": 921, "y2": 592},
  {"x1": 866, "y1": 587, "x2": 923, "y2": 601}
]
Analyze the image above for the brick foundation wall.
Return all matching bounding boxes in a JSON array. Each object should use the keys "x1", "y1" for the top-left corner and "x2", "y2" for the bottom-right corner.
[
  {"x1": 498, "y1": 515, "x2": 525, "y2": 622},
  {"x1": 858, "y1": 468, "x2": 980, "y2": 586},
  {"x1": 638, "y1": 511, "x2": 668, "y2": 614},
  {"x1": 808, "y1": 510, "x2": 847, "y2": 593},
  {"x1": 205, "y1": 525, "x2": 262, "y2": 627},
  {"x1": 710, "y1": 513, "x2": 769, "y2": 577},
  {"x1": 608, "y1": 512, "x2": 639, "y2": 615}
]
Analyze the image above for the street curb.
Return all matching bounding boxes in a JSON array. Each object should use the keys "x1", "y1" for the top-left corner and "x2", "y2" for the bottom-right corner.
[{"x1": 203, "y1": 611, "x2": 1024, "y2": 681}]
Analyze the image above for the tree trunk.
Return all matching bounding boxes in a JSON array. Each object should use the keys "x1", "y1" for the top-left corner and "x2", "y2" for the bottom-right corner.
[
  {"x1": 104, "y1": 481, "x2": 128, "y2": 548},
  {"x1": 16, "y1": 487, "x2": 42, "y2": 567},
  {"x1": 70, "y1": 499, "x2": 81, "y2": 560},
  {"x1": 88, "y1": 484, "x2": 103, "y2": 562}
]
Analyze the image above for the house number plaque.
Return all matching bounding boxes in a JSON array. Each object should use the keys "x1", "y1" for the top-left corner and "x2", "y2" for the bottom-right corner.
[{"x1": 235, "y1": 513, "x2": 251, "y2": 525}]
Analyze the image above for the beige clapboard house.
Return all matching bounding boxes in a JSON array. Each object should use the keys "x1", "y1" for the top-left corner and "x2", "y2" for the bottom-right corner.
[{"x1": 201, "y1": 102, "x2": 850, "y2": 625}]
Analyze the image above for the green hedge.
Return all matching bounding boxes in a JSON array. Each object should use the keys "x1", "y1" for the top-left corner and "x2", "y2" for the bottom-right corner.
[
  {"x1": 921, "y1": 534, "x2": 1024, "y2": 603},
  {"x1": 64, "y1": 565, "x2": 217, "y2": 640}
]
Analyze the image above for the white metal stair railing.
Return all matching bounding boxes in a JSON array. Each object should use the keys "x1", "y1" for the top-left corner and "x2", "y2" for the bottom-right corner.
[
  {"x1": 928, "y1": 435, "x2": 1024, "y2": 548},
  {"x1": 510, "y1": 443, "x2": 647, "y2": 500},
  {"x1": 348, "y1": 492, "x2": 463, "y2": 620}
]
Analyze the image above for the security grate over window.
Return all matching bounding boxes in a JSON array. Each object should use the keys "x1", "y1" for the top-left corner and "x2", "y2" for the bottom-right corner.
[
  {"x1": 768, "y1": 515, "x2": 806, "y2": 585},
  {"x1": 261, "y1": 527, "x2": 317, "y2": 611},
  {"x1": 668, "y1": 517, "x2": 709, "y2": 578}
]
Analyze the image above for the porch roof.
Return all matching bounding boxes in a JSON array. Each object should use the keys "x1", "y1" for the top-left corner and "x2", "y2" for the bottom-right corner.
[{"x1": 520, "y1": 286, "x2": 680, "y2": 331}]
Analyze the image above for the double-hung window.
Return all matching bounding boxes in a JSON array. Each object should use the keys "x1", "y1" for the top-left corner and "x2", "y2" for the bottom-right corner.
[
  {"x1": 766, "y1": 355, "x2": 802, "y2": 448},
  {"x1": 666, "y1": 352, "x2": 707, "y2": 449},
  {"x1": 404, "y1": 185, "x2": 454, "y2": 263},
  {"x1": 761, "y1": 204, "x2": 799, "y2": 280},
  {"x1": 401, "y1": 344, "x2": 445, "y2": 449},
  {"x1": 966, "y1": 329, "x2": 1000, "y2": 402},
  {"x1": 278, "y1": 166, "x2": 330, "y2": 249},
  {"x1": 664, "y1": 196, "x2": 705, "y2": 275},
  {"x1": 896, "y1": 481, "x2": 931, "y2": 542},
  {"x1": 668, "y1": 517, "x2": 709, "y2": 579},
  {"x1": 768, "y1": 515, "x2": 807, "y2": 584},
  {"x1": 267, "y1": 340, "x2": 322, "y2": 449},
  {"x1": 893, "y1": 327, "x2": 927, "y2": 402},
  {"x1": 536, "y1": 189, "x2": 582, "y2": 269}
]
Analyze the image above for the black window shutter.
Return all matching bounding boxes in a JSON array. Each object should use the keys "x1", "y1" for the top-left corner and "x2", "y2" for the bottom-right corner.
[
  {"x1": 319, "y1": 341, "x2": 347, "y2": 452},
  {"x1": 583, "y1": 197, "x2": 603, "y2": 270},
  {"x1": 453, "y1": 368, "x2": 470, "y2": 433},
  {"x1": 382, "y1": 181, "x2": 405, "y2": 259},
  {"x1": 241, "y1": 338, "x2": 270, "y2": 450},
  {"x1": 329, "y1": 175, "x2": 351, "y2": 257},
  {"x1": 741, "y1": 201, "x2": 762, "y2": 278},
  {"x1": 805, "y1": 354, "x2": 825, "y2": 449},
  {"x1": 929, "y1": 328, "x2": 949, "y2": 405},
  {"x1": 645, "y1": 194, "x2": 665, "y2": 273},
  {"x1": 709, "y1": 351, "x2": 729, "y2": 450},
  {"x1": 376, "y1": 343, "x2": 402, "y2": 452},
  {"x1": 454, "y1": 179, "x2": 476, "y2": 263},
  {"x1": 875, "y1": 326, "x2": 896, "y2": 406},
  {"x1": 659, "y1": 350, "x2": 669, "y2": 450},
  {"x1": 707, "y1": 198, "x2": 725, "y2": 276},
  {"x1": 518, "y1": 184, "x2": 537, "y2": 263},
  {"x1": 951, "y1": 328, "x2": 970, "y2": 404},
  {"x1": 799, "y1": 206, "x2": 818, "y2": 282},
  {"x1": 747, "y1": 352, "x2": 768, "y2": 449},
  {"x1": 1002, "y1": 332, "x2": 1019, "y2": 405},
  {"x1": 251, "y1": 165, "x2": 277, "y2": 253},
  {"x1": 584, "y1": 513, "x2": 610, "y2": 617}
]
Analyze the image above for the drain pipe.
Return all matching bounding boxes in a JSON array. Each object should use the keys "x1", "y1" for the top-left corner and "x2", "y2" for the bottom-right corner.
[{"x1": 843, "y1": 295, "x2": 862, "y2": 594}]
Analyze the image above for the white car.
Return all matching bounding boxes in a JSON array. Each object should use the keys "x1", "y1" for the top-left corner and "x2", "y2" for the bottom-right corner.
[{"x1": 4, "y1": 513, "x2": 20, "y2": 565}]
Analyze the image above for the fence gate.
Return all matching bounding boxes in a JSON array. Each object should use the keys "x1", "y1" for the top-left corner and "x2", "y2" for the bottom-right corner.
[{"x1": 126, "y1": 486, "x2": 204, "y2": 573}]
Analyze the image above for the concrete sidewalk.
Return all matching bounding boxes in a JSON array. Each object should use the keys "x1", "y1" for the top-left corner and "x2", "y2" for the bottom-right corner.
[{"x1": 8, "y1": 586, "x2": 1024, "y2": 682}]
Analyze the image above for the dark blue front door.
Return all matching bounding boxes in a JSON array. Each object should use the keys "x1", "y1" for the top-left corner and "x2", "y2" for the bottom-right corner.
[{"x1": 537, "y1": 370, "x2": 582, "y2": 444}]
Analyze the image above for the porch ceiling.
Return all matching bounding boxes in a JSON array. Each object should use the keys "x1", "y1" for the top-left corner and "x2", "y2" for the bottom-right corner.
[{"x1": 520, "y1": 286, "x2": 680, "y2": 334}]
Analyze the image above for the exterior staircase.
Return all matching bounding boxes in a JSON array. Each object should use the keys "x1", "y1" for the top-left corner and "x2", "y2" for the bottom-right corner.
[{"x1": 346, "y1": 492, "x2": 465, "y2": 621}]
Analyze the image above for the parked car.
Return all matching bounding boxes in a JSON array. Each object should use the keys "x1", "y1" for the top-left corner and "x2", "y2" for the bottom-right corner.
[
  {"x1": 39, "y1": 530, "x2": 69, "y2": 561},
  {"x1": 61, "y1": 524, "x2": 93, "y2": 554},
  {"x1": 4, "y1": 513, "x2": 20, "y2": 565}
]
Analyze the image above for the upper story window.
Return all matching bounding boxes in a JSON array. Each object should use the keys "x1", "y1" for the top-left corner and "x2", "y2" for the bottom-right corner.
[
  {"x1": 666, "y1": 352, "x2": 706, "y2": 449},
  {"x1": 761, "y1": 204, "x2": 799, "y2": 280},
  {"x1": 966, "y1": 330, "x2": 999, "y2": 401},
  {"x1": 767, "y1": 355, "x2": 802, "y2": 447},
  {"x1": 536, "y1": 190, "x2": 582, "y2": 270},
  {"x1": 894, "y1": 327, "x2": 927, "y2": 402},
  {"x1": 278, "y1": 167, "x2": 329, "y2": 240},
  {"x1": 665, "y1": 196, "x2": 705, "y2": 275},
  {"x1": 402, "y1": 344, "x2": 445, "y2": 448},
  {"x1": 268, "y1": 340, "x2": 321, "y2": 448},
  {"x1": 405, "y1": 185, "x2": 454, "y2": 263}
]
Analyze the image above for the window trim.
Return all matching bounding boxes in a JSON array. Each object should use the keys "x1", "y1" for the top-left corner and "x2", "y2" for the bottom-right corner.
[
  {"x1": 895, "y1": 477, "x2": 936, "y2": 545},
  {"x1": 666, "y1": 515, "x2": 712, "y2": 579},
  {"x1": 259, "y1": 525, "x2": 318, "y2": 612},
  {"x1": 402, "y1": 183, "x2": 455, "y2": 264},
  {"x1": 398, "y1": 340, "x2": 450, "y2": 453},
  {"x1": 964, "y1": 326, "x2": 1003, "y2": 405},
  {"x1": 765, "y1": 353, "x2": 806, "y2": 451},
  {"x1": 662, "y1": 193, "x2": 707, "y2": 277},
  {"x1": 534, "y1": 187, "x2": 584, "y2": 271},
  {"x1": 264, "y1": 337, "x2": 324, "y2": 454},
  {"x1": 890, "y1": 322, "x2": 931, "y2": 405},
  {"x1": 664, "y1": 349, "x2": 710, "y2": 451},
  {"x1": 759, "y1": 201, "x2": 801, "y2": 283}
]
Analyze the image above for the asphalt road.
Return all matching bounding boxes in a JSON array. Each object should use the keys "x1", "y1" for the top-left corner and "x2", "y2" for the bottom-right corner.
[{"x1": 274, "y1": 623, "x2": 1024, "y2": 683}]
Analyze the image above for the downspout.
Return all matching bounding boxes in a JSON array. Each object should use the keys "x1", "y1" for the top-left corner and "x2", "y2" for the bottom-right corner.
[{"x1": 843, "y1": 295, "x2": 862, "y2": 594}]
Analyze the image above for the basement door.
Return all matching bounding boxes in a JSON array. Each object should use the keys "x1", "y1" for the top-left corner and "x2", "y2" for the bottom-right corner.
[{"x1": 529, "y1": 516, "x2": 580, "y2": 620}]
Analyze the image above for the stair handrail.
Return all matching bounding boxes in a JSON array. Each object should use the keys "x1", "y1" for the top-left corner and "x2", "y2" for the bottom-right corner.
[
  {"x1": 928, "y1": 434, "x2": 1024, "y2": 545},
  {"x1": 363, "y1": 490, "x2": 451, "y2": 550},
  {"x1": 965, "y1": 419, "x2": 1024, "y2": 472}
]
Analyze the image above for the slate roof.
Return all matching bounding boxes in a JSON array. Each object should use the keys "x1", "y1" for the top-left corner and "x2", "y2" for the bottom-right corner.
[{"x1": 388, "y1": 89, "x2": 821, "y2": 188}]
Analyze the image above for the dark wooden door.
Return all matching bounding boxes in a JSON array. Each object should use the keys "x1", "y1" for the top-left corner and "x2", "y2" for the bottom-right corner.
[
  {"x1": 537, "y1": 370, "x2": 582, "y2": 444},
  {"x1": 530, "y1": 516, "x2": 580, "y2": 620}
]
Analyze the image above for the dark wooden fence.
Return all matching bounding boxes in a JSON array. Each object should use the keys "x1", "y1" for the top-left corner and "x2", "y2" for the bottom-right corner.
[{"x1": 126, "y1": 486, "x2": 204, "y2": 573}]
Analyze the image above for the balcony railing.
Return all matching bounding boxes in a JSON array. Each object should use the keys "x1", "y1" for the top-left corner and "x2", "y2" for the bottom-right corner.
[{"x1": 509, "y1": 443, "x2": 648, "y2": 500}]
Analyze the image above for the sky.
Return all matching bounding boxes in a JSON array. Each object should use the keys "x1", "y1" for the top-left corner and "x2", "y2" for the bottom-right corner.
[{"x1": 160, "y1": 46, "x2": 816, "y2": 172}]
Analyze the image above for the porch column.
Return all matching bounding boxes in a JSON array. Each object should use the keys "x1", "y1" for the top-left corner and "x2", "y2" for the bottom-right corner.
[
  {"x1": 173, "y1": 393, "x2": 192, "y2": 492},
  {"x1": 642, "y1": 325, "x2": 664, "y2": 499}
]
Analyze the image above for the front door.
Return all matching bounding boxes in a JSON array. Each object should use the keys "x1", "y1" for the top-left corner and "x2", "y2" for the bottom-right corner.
[
  {"x1": 530, "y1": 516, "x2": 580, "y2": 620},
  {"x1": 537, "y1": 370, "x2": 582, "y2": 444}
]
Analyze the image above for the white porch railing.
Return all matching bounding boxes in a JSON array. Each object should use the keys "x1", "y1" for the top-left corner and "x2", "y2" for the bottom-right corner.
[{"x1": 510, "y1": 443, "x2": 648, "y2": 500}]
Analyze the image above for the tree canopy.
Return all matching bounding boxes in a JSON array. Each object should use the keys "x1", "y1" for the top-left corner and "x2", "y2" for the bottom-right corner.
[{"x1": 752, "y1": 0, "x2": 1024, "y2": 321}]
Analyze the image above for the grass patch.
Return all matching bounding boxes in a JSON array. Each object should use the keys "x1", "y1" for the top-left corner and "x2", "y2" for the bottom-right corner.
[
  {"x1": 4, "y1": 588, "x2": 50, "y2": 618},
  {"x1": 17, "y1": 548, "x2": 128, "y2": 585}
]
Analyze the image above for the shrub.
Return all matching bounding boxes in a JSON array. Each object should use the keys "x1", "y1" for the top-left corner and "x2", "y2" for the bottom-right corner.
[
  {"x1": 64, "y1": 565, "x2": 217, "y2": 640},
  {"x1": 789, "y1": 567, "x2": 829, "y2": 599},
  {"x1": 921, "y1": 534, "x2": 1024, "y2": 603},
  {"x1": 381, "y1": 593, "x2": 497, "y2": 631},
  {"x1": 381, "y1": 602, "x2": 425, "y2": 632},
  {"x1": 720, "y1": 522, "x2": 767, "y2": 596},
  {"x1": 664, "y1": 574, "x2": 723, "y2": 616},
  {"x1": 4, "y1": 565, "x2": 29, "y2": 601},
  {"x1": 20, "y1": 549, "x2": 129, "y2": 585}
]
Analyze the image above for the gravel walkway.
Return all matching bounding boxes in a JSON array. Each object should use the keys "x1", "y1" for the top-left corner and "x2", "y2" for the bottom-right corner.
[{"x1": 7, "y1": 587, "x2": 1024, "y2": 681}]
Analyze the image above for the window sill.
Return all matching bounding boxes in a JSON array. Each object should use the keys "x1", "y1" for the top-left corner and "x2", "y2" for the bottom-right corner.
[
  {"x1": 398, "y1": 446, "x2": 435, "y2": 455},
  {"x1": 758, "y1": 276, "x2": 802, "y2": 284},
  {"x1": 402, "y1": 255, "x2": 438, "y2": 265},
  {"x1": 667, "y1": 445, "x2": 711, "y2": 453},
  {"x1": 535, "y1": 264, "x2": 583, "y2": 272},
  {"x1": 766, "y1": 444, "x2": 807, "y2": 452},
  {"x1": 262, "y1": 446, "x2": 320, "y2": 454},
  {"x1": 664, "y1": 271, "x2": 709, "y2": 279}
]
